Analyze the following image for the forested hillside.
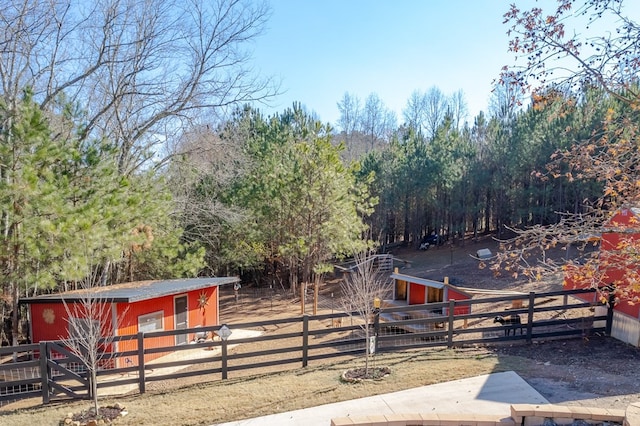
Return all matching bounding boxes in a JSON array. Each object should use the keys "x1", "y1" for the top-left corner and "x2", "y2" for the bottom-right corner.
[{"x1": 1, "y1": 0, "x2": 639, "y2": 344}]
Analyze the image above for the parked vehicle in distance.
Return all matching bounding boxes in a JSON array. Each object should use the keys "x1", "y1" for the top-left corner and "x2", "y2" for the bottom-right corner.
[{"x1": 419, "y1": 233, "x2": 445, "y2": 250}]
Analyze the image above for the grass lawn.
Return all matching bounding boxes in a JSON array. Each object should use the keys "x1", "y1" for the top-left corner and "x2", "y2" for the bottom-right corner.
[{"x1": 0, "y1": 346, "x2": 515, "y2": 426}]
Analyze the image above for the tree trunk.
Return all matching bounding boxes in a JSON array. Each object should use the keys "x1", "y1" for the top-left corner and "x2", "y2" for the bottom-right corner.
[
  {"x1": 91, "y1": 369, "x2": 99, "y2": 414},
  {"x1": 11, "y1": 282, "x2": 19, "y2": 362},
  {"x1": 403, "y1": 193, "x2": 410, "y2": 244},
  {"x1": 11, "y1": 283, "x2": 19, "y2": 347},
  {"x1": 364, "y1": 320, "x2": 370, "y2": 376},
  {"x1": 484, "y1": 187, "x2": 491, "y2": 234}
]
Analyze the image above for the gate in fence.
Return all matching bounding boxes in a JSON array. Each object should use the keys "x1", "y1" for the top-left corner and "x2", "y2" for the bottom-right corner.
[{"x1": 40, "y1": 341, "x2": 90, "y2": 403}]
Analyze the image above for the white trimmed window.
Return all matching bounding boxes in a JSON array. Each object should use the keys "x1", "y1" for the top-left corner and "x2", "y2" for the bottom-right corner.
[{"x1": 138, "y1": 311, "x2": 163, "y2": 333}]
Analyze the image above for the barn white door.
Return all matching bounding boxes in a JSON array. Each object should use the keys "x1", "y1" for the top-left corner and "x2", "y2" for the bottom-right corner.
[{"x1": 174, "y1": 295, "x2": 188, "y2": 345}]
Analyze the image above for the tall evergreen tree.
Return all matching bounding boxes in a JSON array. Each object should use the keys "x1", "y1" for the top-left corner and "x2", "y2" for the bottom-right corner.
[
  {"x1": 0, "y1": 91, "x2": 204, "y2": 345},
  {"x1": 198, "y1": 105, "x2": 376, "y2": 292}
]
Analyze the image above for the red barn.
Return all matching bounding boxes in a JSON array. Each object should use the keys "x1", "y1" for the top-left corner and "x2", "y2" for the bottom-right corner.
[
  {"x1": 388, "y1": 272, "x2": 472, "y2": 315},
  {"x1": 564, "y1": 207, "x2": 640, "y2": 346},
  {"x1": 22, "y1": 277, "x2": 238, "y2": 365}
]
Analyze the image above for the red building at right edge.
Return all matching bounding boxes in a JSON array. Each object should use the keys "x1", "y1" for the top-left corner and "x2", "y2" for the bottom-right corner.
[{"x1": 564, "y1": 207, "x2": 640, "y2": 346}]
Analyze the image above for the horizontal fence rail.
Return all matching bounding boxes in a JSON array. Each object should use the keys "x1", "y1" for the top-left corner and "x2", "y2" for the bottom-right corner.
[
  {"x1": 0, "y1": 288, "x2": 609, "y2": 405},
  {"x1": 374, "y1": 288, "x2": 606, "y2": 352}
]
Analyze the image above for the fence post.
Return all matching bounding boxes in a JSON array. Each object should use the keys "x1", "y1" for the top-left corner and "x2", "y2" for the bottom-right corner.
[
  {"x1": 221, "y1": 338, "x2": 228, "y2": 379},
  {"x1": 137, "y1": 332, "x2": 145, "y2": 394},
  {"x1": 526, "y1": 292, "x2": 535, "y2": 343},
  {"x1": 447, "y1": 300, "x2": 455, "y2": 348},
  {"x1": 606, "y1": 294, "x2": 615, "y2": 336},
  {"x1": 302, "y1": 315, "x2": 309, "y2": 367},
  {"x1": 373, "y1": 310, "x2": 380, "y2": 354},
  {"x1": 39, "y1": 341, "x2": 49, "y2": 404}
]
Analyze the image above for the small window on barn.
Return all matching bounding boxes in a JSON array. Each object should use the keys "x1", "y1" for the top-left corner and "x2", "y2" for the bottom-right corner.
[{"x1": 138, "y1": 311, "x2": 163, "y2": 333}]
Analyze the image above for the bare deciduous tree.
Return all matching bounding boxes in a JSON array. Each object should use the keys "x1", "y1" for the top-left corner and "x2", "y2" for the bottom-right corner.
[
  {"x1": 449, "y1": 89, "x2": 468, "y2": 130},
  {"x1": 0, "y1": 0, "x2": 276, "y2": 175},
  {"x1": 167, "y1": 123, "x2": 248, "y2": 266},
  {"x1": 502, "y1": 0, "x2": 639, "y2": 105},
  {"x1": 423, "y1": 86, "x2": 448, "y2": 140},
  {"x1": 402, "y1": 90, "x2": 426, "y2": 135},
  {"x1": 494, "y1": 0, "x2": 640, "y2": 302},
  {"x1": 402, "y1": 87, "x2": 450, "y2": 139},
  {"x1": 340, "y1": 251, "x2": 392, "y2": 376},
  {"x1": 360, "y1": 93, "x2": 396, "y2": 149},
  {"x1": 337, "y1": 92, "x2": 362, "y2": 158},
  {"x1": 0, "y1": 0, "x2": 274, "y2": 344},
  {"x1": 61, "y1": 266, "x2": 127, "y2": 415},
  {"x1": 337, "y1": 92, "x2": 361, "y2": 135},
  {"x1": 489, "y1": 77, "x2": 523, "y2": 124}
]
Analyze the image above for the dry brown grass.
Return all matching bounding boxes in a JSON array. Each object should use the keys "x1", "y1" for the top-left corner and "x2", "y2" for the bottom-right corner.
[{"x1": 0, "y1": 346, "x2": 514, "y2": 426}]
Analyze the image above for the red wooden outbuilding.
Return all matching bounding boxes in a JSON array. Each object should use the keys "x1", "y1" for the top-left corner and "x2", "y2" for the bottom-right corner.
[
  {"x1": 22, "y1": 277, "x2": 239, "y2": 365},
  {"x1": 564, "y1": 207, "x2": 640, "y2": 346},
  {"x1": 388, "y1": 271, "x2": 472, "y2": 315}
]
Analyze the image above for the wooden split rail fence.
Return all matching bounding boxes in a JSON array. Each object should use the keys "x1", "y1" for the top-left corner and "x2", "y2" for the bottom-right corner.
[{"x1": 0, "y1": 288, "x2": 609, "y2": 406}]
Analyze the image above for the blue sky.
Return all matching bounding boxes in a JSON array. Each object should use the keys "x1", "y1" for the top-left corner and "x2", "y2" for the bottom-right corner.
[{"x1": 251, "y1": 0, "x2": 521, "y2": 128}]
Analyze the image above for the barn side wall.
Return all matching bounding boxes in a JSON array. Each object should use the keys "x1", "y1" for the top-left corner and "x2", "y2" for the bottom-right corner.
[
  {"x1": 30, "y1": 302, "x2": 115, "y2": 343},
  {"x1": 116, "y1": 287, "x2": 219, "y2": 366},
  {"x1": 611, "y1": 309, "x2": 640, "y2": 347},
  {"x1": 187, "y1": 287, "x2": 218, "y2": 330},
  {"x1": 594, "y1": 305, "x2": 640, "y2": 347},
  {"x1": 408, "y1": 283, "x2": 426, "y2": 304},
  {"x1": 30, "y1": 302, "x2": 72, "y2": 343},
  {"x1": 117, "y1": 297, "x2": 175, "y2": 365},
  {"x1": 446, "y1": 287, "x2": 472, "y2": 315},
  {"x1": 612, "y1": 298, "x2": 640, "y2": 318}
]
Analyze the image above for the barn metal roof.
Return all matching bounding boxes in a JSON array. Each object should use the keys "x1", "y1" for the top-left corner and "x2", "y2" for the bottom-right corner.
[
  {"x1": 21, "y1": 277, "x2": 239, "y2": 304},
  {"x1": 390, "y1": 272, "x2": 446, "y2": 289},
  {"x1": 390, "y1": 272, "x2": 472, "y2": 297}
]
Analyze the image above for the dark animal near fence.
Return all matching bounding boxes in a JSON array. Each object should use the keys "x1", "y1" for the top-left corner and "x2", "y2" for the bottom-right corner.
[{"x1": 494, "y1": 315, "x2": 522, "y2": 336}]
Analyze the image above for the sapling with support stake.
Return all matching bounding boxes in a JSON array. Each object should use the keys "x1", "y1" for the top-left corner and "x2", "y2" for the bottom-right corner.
[
  {"x1": 340, "y1": 250, "x2": 392, "y2": 378},
  {"x1": 60, "y1": 265, "x2": 128, "y2": 416}
]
